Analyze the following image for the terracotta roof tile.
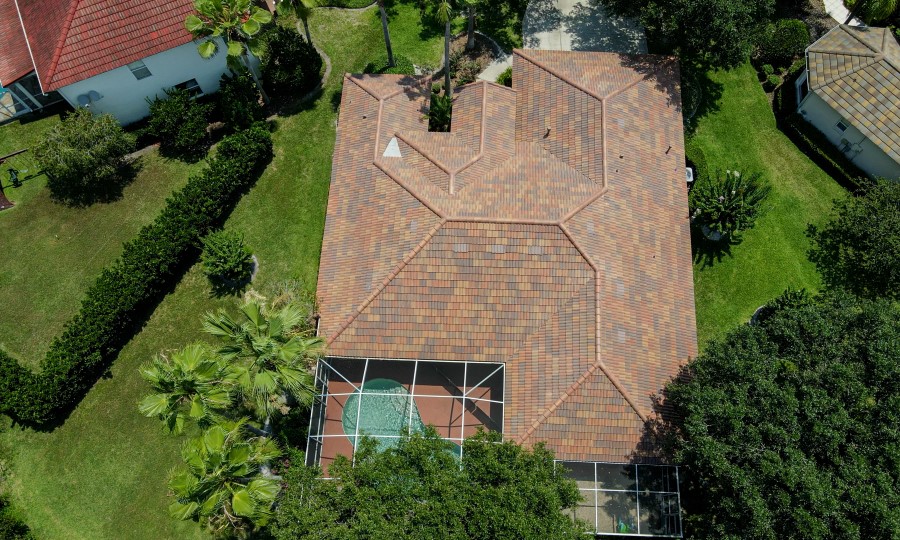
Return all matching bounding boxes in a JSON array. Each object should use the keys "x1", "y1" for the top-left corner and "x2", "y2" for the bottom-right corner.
[
  {"x1": 318, "y1": 53, "x2": 696, "y2": 462},
  {"x1": 0, "y1": 0, "x2": 35, "y2": 85}
]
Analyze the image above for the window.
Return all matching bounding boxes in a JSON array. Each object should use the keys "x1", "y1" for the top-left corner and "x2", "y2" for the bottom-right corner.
[
  {"x1": 127, "y1": 60, "x2": 152, "y2": 80},
  {"x1": 174, "y1": 78, "x2": 202, "y2": 98},
  {"x1": 835, "y1": 120, "x2": 849, "y2": 133}
]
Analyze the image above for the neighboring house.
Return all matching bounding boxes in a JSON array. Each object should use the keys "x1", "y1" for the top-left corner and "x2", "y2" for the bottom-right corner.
[
  {"x1": 0, "y1": 0, "x2": 232, "y2": 125},
  {"x1": 310, "y1": 50, "x2": 696, "y2": 536},
  {"x1": 796, "y1": 25, "x2": 900, "y2": 180}
]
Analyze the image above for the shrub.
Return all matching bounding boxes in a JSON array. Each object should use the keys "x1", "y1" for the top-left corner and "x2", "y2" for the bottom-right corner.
[
  {"x1": 0, "y1": 496, "x2": 31, "y2": 540},
  {"x1": 217, "y1": 72, "x2": 263, "y2": 132},
  {"x1": 201, "y1": 229, "x2": 254, "y2": 285},
  {"x1": 684, "y1": 137, "x2": 709, "y2": 184},
  {"x1": 428, "y1": 87, "x2": 452, "y2": 132},
  {"x1": 757, "y1": 19, "x2": 810, "y2": 67},
  {"x1": 689, "y1": 169, "x2": 771, "y2": 239},
  {"x1": 761, "y1": 64, "x2": 774, "y2": 76},
  {"x1": 261, "y1": 26, "x2": 323, "y2": 101},
  {"x1": 496, "y1": 66, "x2": 512, "y2": 87},
  {"x1": 781, "y1": 113, "x2": 867, "y2": 191},
  {"x1": 764, "y1": 74, "x2": 781, "y2": 90},
  {"x1": 0, "y1": 125, "x2": 273, "y2": 425},
  {"x1": 364, "y1": 54, "x2": 415, "y2": 75},
  {"x1": 808, "y1": 179, "x2": 900, "y2": 300},
  {"x1": 34, "y1": 108, "x2": 135, "y2": 205},
  {"x1": 145, "y1": 87, "x2": 211, "y2": 161}
]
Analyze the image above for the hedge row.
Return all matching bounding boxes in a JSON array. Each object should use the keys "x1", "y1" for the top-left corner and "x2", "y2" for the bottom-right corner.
[
  {"x1": 781, "y1": 113, "x2": 867, "y2": 193},
  {"x1": 0, "y1": 125, "x2": 273, "y2": 425}
]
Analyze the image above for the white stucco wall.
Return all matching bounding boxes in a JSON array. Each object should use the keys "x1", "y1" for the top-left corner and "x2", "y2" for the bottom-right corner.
[
  {"x1": 55, "y1": 40, "x2": 254, "y2": 126},
  {"x1": 798, "y1": 91, "x2": 900, "y2": 180}
]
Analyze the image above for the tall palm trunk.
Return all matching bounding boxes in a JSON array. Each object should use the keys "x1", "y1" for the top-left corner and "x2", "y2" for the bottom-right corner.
[
  {"x1": 241, "y1": 52, "x2": 270, "y2": 105},
  {"x1": 444, "y1": 20, "x2": 452, "y2": 94},
  {"x1": 378, "y1": 1, "x2": 395, "y2": 67},
  {"x1": 466, "y1": 5, "x2": 476, "y2": 50},
  {"x1": 301, "y1": 17, "x2": 313, "y2": 45}
]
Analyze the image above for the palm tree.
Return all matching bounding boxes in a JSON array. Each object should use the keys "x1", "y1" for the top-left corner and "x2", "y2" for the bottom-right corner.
[
  {"x1": 203, "y1": 297, "x2": 324, "y2": 422},
  {"x1": 845, "y1": 0, "x2": 898, "y2": 23},
  {"x1": 277, "y1": 0, "x2": 315, "y2": 45},
  {"x1": 377, "y1": 0, "x2": 396, "y2": 67},
  {"x1": 138, "y1": 343, "x2": 233, "y2": 435},
  {"x1": 436, "y1": 0, "x2": 453, "y2": 94},
  {"x1": 168, "y1": 419, "x2": 282, "y2": 533},
  {"x1": 185, "y1": 0, "x2": 273, "y2": 102},
  {"x1": 463, "y1": 0, "x2": 478, "y2": 51}
]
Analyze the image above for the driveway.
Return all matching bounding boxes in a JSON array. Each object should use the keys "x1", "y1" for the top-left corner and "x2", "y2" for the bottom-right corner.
[{"x1": 523, "y1": 0, "x2": 647, "y2": 54}]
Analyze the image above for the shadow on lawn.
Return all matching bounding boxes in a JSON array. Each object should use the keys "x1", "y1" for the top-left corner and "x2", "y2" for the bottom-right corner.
[{"x1": 691, "y1": 225, "x2": 740, "y2": 269}]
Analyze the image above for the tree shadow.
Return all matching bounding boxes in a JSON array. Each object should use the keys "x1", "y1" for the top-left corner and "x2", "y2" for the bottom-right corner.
[
  {"x1": 47, "y1": 157, "x2": 144, "y2": 208},
  {"x1": 690, "y1": 224, "x2": 740, "y2": 269},
  {"x1": 564, "y1": 1, "x2": 647, "y2": 54},
  {"x1": 522, "y1": 0, "x2": 563, "y2": 48}
]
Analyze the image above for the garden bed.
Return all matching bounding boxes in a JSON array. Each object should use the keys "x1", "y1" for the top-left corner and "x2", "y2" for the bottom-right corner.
[{"x1": 445, "y1": 33, "x2": 501, "y2": 87}]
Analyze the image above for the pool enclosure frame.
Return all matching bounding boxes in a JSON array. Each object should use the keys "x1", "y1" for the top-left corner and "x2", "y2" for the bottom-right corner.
[{"x1": 306, "y1": 356, "x2": 506, "y2": 467}]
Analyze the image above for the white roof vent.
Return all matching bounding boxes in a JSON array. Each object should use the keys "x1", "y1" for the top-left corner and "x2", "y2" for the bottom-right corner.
[{"x1": 383, "y1": 137, "x2": 401, "y2": 158}]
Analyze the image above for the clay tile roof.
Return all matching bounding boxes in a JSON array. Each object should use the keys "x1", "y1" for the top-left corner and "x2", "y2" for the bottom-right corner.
[
  {"x1": 0, "y1": 0, "x2": 34, "y2": 85},
  {"x1": 807, "y1": 25, "x2": 900, "y2": 162},
  {"x1": 318, "y1": 51, "x2": 697, "y2": 463},
  {"x1": 5, "y1": 0, "x2": 195, "y2": 91}
]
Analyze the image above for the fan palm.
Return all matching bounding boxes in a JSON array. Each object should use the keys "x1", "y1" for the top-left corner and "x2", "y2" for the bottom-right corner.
[
  {"x1": 138, "y1": 343, "x2": 233, "y2": 435},
  {"x1": 277, "y1": 0, "x2": 315, "y2": 45},
  {"x1": 169, "y1": 418, "x2": 282, "y2": 532},
  {"x1": 845, "y1": 0, "x2": 898, "y2": 23},
  {"x1": 185, "y1": 0, "x2": 272, "y2": 102},
  {"x1": 377, "y1": 0, "x2": 396, "y2": 67},
  {"x1": 463, "y1": 0, "x2": 479, "y2": 50},
  {"x1": 203, "y1": 297, "x2": 324, "y2": 420},
  {"x1": 436, "y1": 0, "x2": 453, "y2": 94}
]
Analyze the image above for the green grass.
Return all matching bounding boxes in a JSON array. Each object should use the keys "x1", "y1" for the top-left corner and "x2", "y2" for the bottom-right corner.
[
  {"x1": 0, "y1": 153, "x2": 201, "y2": 368},
  {"x1": 0, "y1": 6, "x2": 441, "y2": 539},
  {"x1": 690, "y1": 62, "x2": 847, "y2": 348}
]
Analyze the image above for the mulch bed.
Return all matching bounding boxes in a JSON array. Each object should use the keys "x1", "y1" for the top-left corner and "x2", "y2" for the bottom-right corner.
[
  {"x1": 448, "y1": 33, "x2": 498, "y2": 86},
  {"x1": 0, "y1": 188, "x2": 13, "y2": 211}
]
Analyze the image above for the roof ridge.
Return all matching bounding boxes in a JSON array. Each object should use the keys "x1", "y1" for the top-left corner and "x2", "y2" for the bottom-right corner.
[
  {"x1": 44, "y1": 0, "x2": 82, "y2": 87},
  {"x1": 840, "y1": 24, "x2": 884, "y2": 55},
  {"x1": 514, "y1": 49, "x2": 604, "y2": 101},
  {"x1": 326, "y1": 219, "x2": 446, "y2": 346},
  {"x1": 810, "y1": 54, "x2": 880, "y2": 89}
]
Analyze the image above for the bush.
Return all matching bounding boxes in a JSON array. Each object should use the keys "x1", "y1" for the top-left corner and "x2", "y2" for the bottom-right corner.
[
  {"x1": 201, "y1": 229, "x2": 254, "y2": 286},
  {"x1": 217, "y1": 72, "x2": 263, "y2": 132},
  {"x1": 756, "y1": 19, "x2": 810, "y2": 67},
  {"x1": 684, "y1": 137, "x2": 709, "y2": 184},
  {"x1": 689, "y1": 169, "x2": 771, "y2": 239},
  {"x1": 0, "y1": 125, "x2": 273, "y2": 425},
  {"x1": 764, "y1": 73, "x2": 781, "y2": 90},
  {"x1": 496, "y1": 66, "x2": 512, "y2": 87},
  {"x1": 261, "y1": 26, "x2": 323, "y2": 101},
  {"x1": 145, "y1": 88, "x2": 211, "y2": 161},
  {"x1": 364, "y1": 54, "x2": 415, "y2": 75},
  {"x1": 428, "y1": 87, "x2": 452, "y2": 132},
  {"x1": 781, "y1": 113, "x2": 867, "y2": 191},
  {"x1": 761, "y1": 64, "x2": 774, "y2": 76},
  {"x1": 808, "y1": 179, "x2": 900, "y2": 300},
  {"x1": 34, "y1": 108, "x2": 135, "y2": 205},
  {"x1": 0, "y1": 496, "x2": 31, "y2": 540}
]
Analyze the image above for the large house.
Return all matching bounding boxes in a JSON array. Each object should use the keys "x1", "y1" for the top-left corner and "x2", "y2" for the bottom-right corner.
[
  {"x1": 0, "y1": 0, "x2": 232, "y2": 124},
  {"x1": 309, "y1": 50, "x2": 697, "y2": 536},
  {"x1": 795, "y1": 25, "x2": 900, "y2": 180}
]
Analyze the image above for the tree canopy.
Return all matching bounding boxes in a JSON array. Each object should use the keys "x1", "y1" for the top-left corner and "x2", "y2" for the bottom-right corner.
[
  {"x1": 599, "y1": 0, "x2": 774, "y2": 69},
  {"x1": 661, "y1": 290, "x2": 900, "y2": 539},
  {"x1": 272, "y1": 430, "x2": 584, "y2": 539},
  {"x1": 807, "y1": 179, "x2": 900, "y2": 301}
]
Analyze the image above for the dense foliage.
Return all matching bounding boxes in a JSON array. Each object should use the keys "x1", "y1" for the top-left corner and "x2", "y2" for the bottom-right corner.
[
  {"x1": 364, "y1": 54, "x2": 415, "y2": 75},
  {"x1": 689, "y1": 169, "x2": 771, "y2": 239},
  {"x1": 34, "y1": 108, "x2": 135, "y2": 205},
  {"x1": 780, "y1": 113, "x2": 866, "y2": 191},
  {"x1": 599, "y1": 0, "x2": 774, "y2": 69},
  {"x1": 664, "y1": 291, "x2": 900, "y2": 539},
  {"x1": 756, "y1": 19, "x2": 809, "y2": 68},
  {"x1": 261, "y1": 26, "x2": 323, "y2": 101},
  {"x1": 272, "y1": 430, "x2": 583, "y2": 539},
  {"x1": 216, "y1": 72, "x2": 263, "y2": 132},
  {"x1": 428, "y1": 87, "x2": 452, "y2": 132},
  {"x1": 0, "y1": 496, "x2": 32, "y2": 540},
  {"x1": 496, "y1": 66, "x2": 512, "y2": 87},
  {"x1": 807, "y1": 179, "x2": 900, "y2": 300},
  {"x1": 0, "y1": 125, "x2": 272, "y2": 425},
  {"x1": 201, "y1": 229, "x2": 254, "y2": 287},
  {"x1": 145, "y1": 87, "x2": 212, "y2": 161}
]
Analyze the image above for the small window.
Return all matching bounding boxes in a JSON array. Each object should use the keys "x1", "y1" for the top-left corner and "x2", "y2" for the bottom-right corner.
[
  {"x1": 174, "y1": 78, "x2": 202, "y2": 98},
  {"x1": 835, "y1": 120, "x2": 849, "y2": 133},
  {"x1": 127, "y1": 60, "x2": 152, "y2": 80}
]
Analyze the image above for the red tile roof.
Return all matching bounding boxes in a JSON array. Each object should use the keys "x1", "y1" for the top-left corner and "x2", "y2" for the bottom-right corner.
[
  {"x1": 318, "y1": 50, "x2": 697, "y2": 463},
  {"x1": 0, "y1": 0, "x2": 33, "y2": 85},
  {"x1": 0, "y1": 0, "x2": 195, "y2": 91}
]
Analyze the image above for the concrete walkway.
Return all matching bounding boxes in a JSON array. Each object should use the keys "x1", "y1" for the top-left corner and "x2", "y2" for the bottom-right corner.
[
  {"x1": 822, "y1": 0, "x2": 863, "y2": 26},
  {"x1": 478, "y1": 0, "x2": 646, "y2": 82}
]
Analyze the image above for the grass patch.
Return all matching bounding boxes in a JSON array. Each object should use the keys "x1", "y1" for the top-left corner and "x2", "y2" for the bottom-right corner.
[
  {"x1": 0, "y1": 153, "x2": 201, "y2": 368},
  {"x1": 690, "y1": 62, "x2": 847, "y2": 347},
  {"x1": 0, "y1": 5, "x2": 430, "y2": 539}
]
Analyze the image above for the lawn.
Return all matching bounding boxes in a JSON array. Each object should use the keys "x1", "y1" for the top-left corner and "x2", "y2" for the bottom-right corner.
[
  {"x1": 0, "y1": 4, "x2": 446, "y2": 539},
  {"x1": 689, "y1": 62, "x2": 847, "y2": 348}
]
